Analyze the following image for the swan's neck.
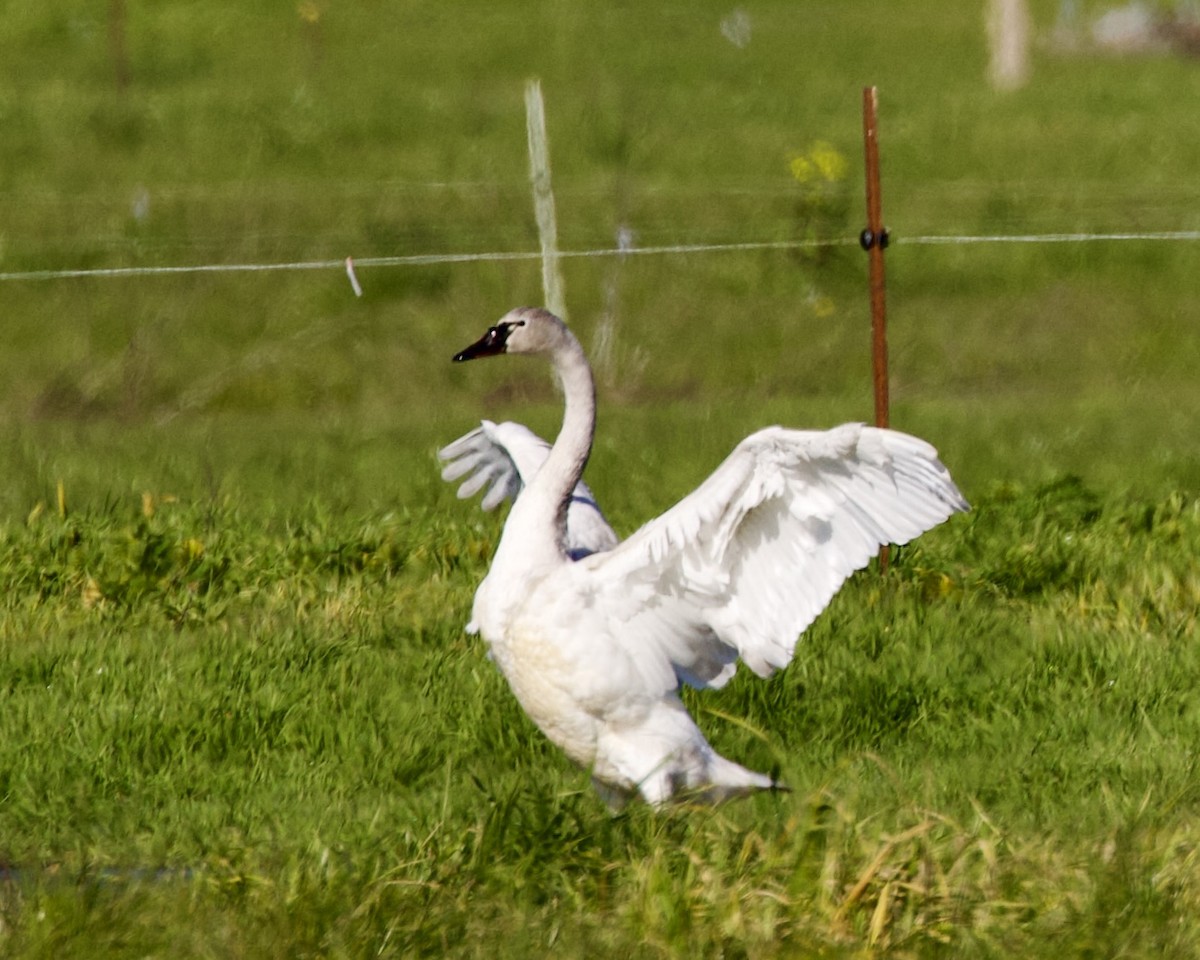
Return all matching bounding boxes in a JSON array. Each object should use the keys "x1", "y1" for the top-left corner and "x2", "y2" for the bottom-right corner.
[{"x1": 509, "y1": 331, "x2": 595, "y2": 559}]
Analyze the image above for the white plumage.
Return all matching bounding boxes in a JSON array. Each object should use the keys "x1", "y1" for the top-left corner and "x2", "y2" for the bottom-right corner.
[
  {"x1": 447, "y1": 307, "x2": 968, "y2": 806},
  {"x1": 439, "y1": 419, "x2": 618, "y2": 560}
]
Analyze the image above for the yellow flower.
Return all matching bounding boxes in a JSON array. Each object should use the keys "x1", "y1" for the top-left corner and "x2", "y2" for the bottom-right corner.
[
  {"x1": 789, "y1": 142, "x2": 847, "y2": 184},
  {"x1": 810, "y1": 141, "x2": 847, "y2": 182},
  {"x1": 789, "y1": 155, "x2": 815, "y2": 183},
  {"x1": 298, "y1": 1, "x2": 320, "y2": 24}
]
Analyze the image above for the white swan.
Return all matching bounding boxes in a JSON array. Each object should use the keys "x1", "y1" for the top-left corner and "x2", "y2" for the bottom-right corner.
[{"x1": 450, "y1": 306, "x2": 968, "y2": 806}]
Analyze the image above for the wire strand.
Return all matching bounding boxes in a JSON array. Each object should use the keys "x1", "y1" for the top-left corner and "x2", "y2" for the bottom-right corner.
[
  {"x1": 903, "y1": 230, "x2": 1200, "y2": 245},
  {"x1": 1, "y1": 231, "x2": 1197, "y2": 283}
]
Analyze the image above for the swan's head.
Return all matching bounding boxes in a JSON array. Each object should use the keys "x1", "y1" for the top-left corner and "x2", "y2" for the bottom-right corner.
[{"x1": 452, "y1": 307, "x2": 568, "y2": 362}]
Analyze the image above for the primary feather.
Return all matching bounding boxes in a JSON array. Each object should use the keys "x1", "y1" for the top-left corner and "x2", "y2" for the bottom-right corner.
[
  {"x1": 448, "y1": 307, "x2": 968, "y2": 806},
  {"x1": 439, "y1": 420, "x2": 618, "y2": 560}
]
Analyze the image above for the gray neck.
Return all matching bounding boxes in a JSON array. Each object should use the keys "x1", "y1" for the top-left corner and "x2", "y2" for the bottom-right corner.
[{"x1": 508, "y1": 327, "x2": 596, "y2": 559}]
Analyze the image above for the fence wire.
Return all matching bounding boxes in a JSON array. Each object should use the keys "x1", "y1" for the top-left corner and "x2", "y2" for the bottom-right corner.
[{"x1": 1, "y1": 231, "x2": 1198, "y2": 285}]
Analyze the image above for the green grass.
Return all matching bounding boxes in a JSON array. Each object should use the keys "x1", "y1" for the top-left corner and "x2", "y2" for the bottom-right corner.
[
  {"x1": 1, "y1": 479, "x2": 1198, "y2": 956},
  {"x1": 2, "y1": 0, "x2": 1200, "y2": 956}
]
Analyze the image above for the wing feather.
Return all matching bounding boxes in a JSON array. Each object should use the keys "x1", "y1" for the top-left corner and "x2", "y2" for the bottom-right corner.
[
  {"x1": 439, "y1": 420, "x2": 619, "y2": 558},
  {"x1": 582, "y1": 423, "x2": 968, "y2": 689}
]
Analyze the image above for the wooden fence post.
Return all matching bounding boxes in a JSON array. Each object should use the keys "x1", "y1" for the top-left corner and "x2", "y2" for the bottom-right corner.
[{"x1": 861, "y1": 86, "x2": 891, "y2": 570}]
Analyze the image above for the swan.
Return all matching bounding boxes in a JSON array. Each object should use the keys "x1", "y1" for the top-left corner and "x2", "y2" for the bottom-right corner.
[{"x1": 449, "y1": 306, "x2": 968, "y2": 806}]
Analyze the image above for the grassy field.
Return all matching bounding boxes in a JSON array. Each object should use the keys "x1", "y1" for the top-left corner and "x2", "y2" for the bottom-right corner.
[{"x1": 2, "y1": 1, "x2": 1200, "y2": 957}]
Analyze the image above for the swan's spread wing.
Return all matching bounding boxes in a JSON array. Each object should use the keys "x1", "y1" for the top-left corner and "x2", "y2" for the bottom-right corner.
[
  {"x1": 439, "y1": 420, "x2": 540, "y2": 511},
  {"x1": 439, "y1": 420, "x2": 619, "y2": 558},
  {"x1": 581, "y1": 423, "x2": 968, "y2": 690}
]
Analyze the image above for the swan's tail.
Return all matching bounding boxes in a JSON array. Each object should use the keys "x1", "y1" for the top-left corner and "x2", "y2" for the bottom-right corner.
[
  {"x1": 596, "y1": 701, "x2": 788, "y2": 806},
  {"x1": 693, "y1": 753, "x2": 785, "y2": 803},
  {"x1": 634, "y1": 748, "x2": 784, "y2": 806}
]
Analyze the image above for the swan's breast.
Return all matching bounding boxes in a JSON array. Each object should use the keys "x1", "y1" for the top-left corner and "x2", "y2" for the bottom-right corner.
[
  {"x1": 473, "y1": 561, "x2": 672, "y2": 773},
  {"x1": 489, "y1": 621, "x2": 600, "y2": 768}
]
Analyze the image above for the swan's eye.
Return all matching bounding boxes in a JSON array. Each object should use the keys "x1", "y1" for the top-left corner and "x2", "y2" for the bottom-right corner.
[
  {"x1": 491, "y1": 320, "x2": 524, "y2": 345},
  {"x1": 452, "y1": 317, "x2": 527, "y2": 362}
]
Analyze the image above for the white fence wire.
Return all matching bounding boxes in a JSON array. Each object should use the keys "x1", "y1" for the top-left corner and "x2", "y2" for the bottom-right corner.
[{"x1": 1, "y1": 231, "x2": 1198, "y2": 285}]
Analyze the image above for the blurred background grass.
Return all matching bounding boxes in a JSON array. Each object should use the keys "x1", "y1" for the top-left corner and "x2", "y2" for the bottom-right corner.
[{"x1": 2, "y1": 1, "x2": 1197, "y2": 523}]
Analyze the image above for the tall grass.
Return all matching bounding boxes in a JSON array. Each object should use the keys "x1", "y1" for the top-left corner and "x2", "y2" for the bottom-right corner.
[{"x1": 1, "y1": 479, "x2": 1198, "y2": 956}]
